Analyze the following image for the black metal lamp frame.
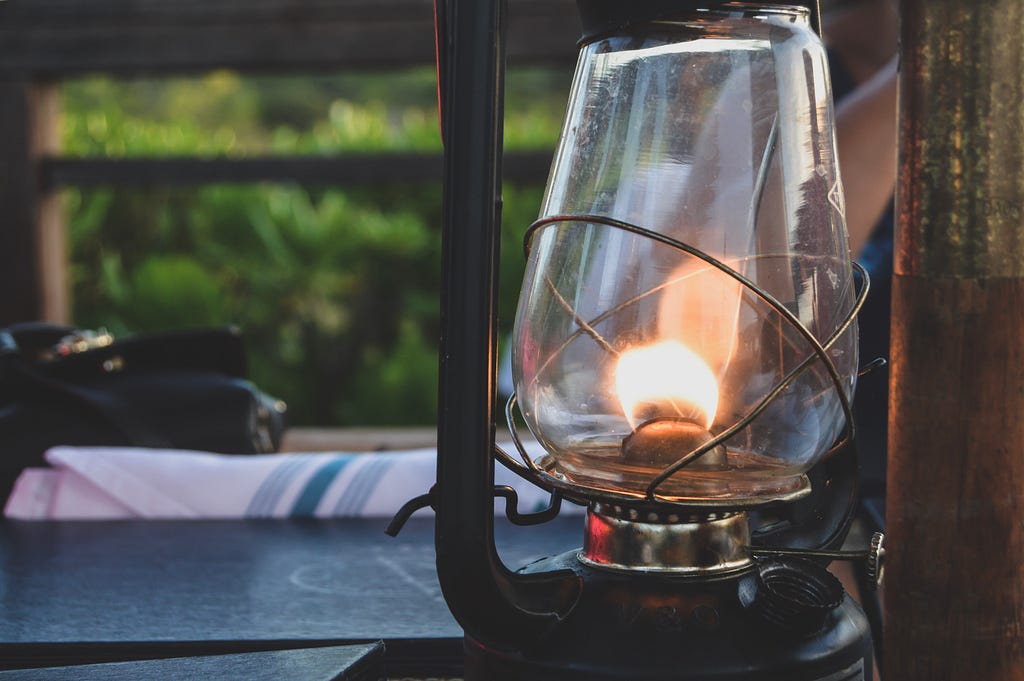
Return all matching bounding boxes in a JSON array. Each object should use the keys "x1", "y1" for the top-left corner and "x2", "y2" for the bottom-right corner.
[{"x1": 433, "y1": 0, "x2": 573, "y2": 649}]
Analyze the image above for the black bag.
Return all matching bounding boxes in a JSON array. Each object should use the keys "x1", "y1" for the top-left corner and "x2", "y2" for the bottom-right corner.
[{"x1": 0, "y1": 323, "x2": 287, "y2": 502}]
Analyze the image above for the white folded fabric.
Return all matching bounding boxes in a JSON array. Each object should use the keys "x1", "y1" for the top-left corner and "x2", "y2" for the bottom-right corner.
[{"x1": 4, "y1": 445, "x2": 583, "y2": 520}]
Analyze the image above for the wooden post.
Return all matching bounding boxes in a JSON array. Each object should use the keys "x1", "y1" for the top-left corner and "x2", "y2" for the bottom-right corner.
[
  {"x1": 886, "y1": 0, "x2": 1024, "y2": 678},
  {"x1": 0, "y1": 79, "x2": 65, "y2": 325}
]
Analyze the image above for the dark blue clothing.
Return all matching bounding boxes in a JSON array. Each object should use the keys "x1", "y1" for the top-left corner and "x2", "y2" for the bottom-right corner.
[
  {"x1": 854, "y1": 207, "x2": 892, "y2": 503},
  {"x1": 829, "y1": 51, "x2": 893, "y2": 522}
]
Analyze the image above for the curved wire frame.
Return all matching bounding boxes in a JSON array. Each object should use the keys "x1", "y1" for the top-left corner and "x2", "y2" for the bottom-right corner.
[{"x1": 500, "y1": 213, "x2": 870, "y2": 508}]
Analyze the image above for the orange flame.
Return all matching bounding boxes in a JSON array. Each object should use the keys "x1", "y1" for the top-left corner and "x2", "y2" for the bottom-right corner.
[{"x1": 615, "y1": 340, "x2": 719, "y2": 430}]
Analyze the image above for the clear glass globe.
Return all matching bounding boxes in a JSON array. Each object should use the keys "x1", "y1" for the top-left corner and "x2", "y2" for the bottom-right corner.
[{"x1": 512, "y1": 4, "x2": 857, "y2": 505}]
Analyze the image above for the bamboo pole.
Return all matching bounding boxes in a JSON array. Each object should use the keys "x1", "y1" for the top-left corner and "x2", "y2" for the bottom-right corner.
[{"x1": 886, "y1": 1, "x2": 1024, "y2": 678}]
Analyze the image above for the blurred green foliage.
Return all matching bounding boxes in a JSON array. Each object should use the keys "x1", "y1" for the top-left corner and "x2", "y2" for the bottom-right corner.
[{"x1": 63, "y1": 67, "x2": 569, "y2": 425}]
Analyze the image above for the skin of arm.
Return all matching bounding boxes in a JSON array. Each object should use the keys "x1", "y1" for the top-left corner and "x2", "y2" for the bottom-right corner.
[
  {"x1": 828, "y1": 0, "x2": 899, "y2": 257},
  {"x1": 835, "y1": 55, "x2": 898, "y2": 256}
]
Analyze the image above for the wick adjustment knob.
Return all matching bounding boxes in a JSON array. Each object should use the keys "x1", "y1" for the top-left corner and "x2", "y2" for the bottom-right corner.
[{"x1": 866, "y1": 531, "x2": 886, "y2": 590}]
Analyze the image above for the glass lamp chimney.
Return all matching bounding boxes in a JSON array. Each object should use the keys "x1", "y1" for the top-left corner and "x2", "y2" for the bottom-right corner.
[{"x1": 512, "y1": 3, "x2": 858, "y2": 511}]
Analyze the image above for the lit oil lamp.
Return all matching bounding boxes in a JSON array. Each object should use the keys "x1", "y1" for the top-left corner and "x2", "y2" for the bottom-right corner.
[{"x1": 392, "y1": 2, "x2": 883, "y2": 678}]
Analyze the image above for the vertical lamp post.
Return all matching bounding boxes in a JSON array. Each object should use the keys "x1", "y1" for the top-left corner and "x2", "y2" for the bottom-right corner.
[{"x1": 886, "y1": 1, "x2": 1024, "y2": 678}]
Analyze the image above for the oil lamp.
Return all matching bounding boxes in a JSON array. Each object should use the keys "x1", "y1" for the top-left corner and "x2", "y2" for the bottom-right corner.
[{"x1": 390, "y1": 1, "x2": 881, "y2": 679}]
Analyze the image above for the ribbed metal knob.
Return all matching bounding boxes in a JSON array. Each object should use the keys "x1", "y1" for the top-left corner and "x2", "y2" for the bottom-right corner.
[{"x1": 867, "y1": 531, "x2": 886, "y2": 590}]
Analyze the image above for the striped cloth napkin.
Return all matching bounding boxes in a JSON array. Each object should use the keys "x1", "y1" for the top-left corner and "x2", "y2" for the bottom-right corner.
[{"x1": 4, "y1": 445, "x2": 581, "y2": 520}]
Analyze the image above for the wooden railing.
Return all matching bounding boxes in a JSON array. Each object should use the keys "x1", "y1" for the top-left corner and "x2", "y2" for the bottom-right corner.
[{"x1": 0, "y1": 0, "x2": 580, "y2": 325}]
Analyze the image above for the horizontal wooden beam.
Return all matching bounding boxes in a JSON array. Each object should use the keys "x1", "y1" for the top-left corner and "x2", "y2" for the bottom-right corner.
[
  {"x1": 40, "y1": 151, "x2": 554, "y2": 188},
  {"x1": 0, "y1": 0, "x2": 580, "y2": 76}
]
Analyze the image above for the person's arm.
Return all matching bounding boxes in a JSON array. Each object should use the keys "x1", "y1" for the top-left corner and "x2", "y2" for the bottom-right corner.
[{"x1": 836, "y1": 55, "x2": 898, "y2": 256}]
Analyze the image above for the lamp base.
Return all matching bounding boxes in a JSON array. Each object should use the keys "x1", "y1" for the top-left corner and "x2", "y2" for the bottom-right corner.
[{"x1": 464, "y1": 550, "x2": 871, "y2": 681}]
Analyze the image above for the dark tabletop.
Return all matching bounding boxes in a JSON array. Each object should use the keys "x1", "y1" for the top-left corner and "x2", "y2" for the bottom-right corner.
[
  {"x1": 0, "y1": 515, "x2": 583, "y2": 676},
  {"x1": 0, "y1": 643, "x2": 383, "y2": 681}
]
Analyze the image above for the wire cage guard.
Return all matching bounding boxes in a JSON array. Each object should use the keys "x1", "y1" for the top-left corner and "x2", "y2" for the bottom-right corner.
[{"x1": 498, "y1": 213, "x2": 870, "y2": 510}]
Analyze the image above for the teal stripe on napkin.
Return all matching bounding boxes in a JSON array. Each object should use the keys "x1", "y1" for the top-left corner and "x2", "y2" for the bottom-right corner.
[
  {"x1": 289, "y1": 455, "x2": 354, "y2": 517},
  {"x1": 246, "y1": 455, "x2": 314, "y2": 517},
  {"x1": 333, "y1": 456, "x2": 391, "y2": 516}
]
